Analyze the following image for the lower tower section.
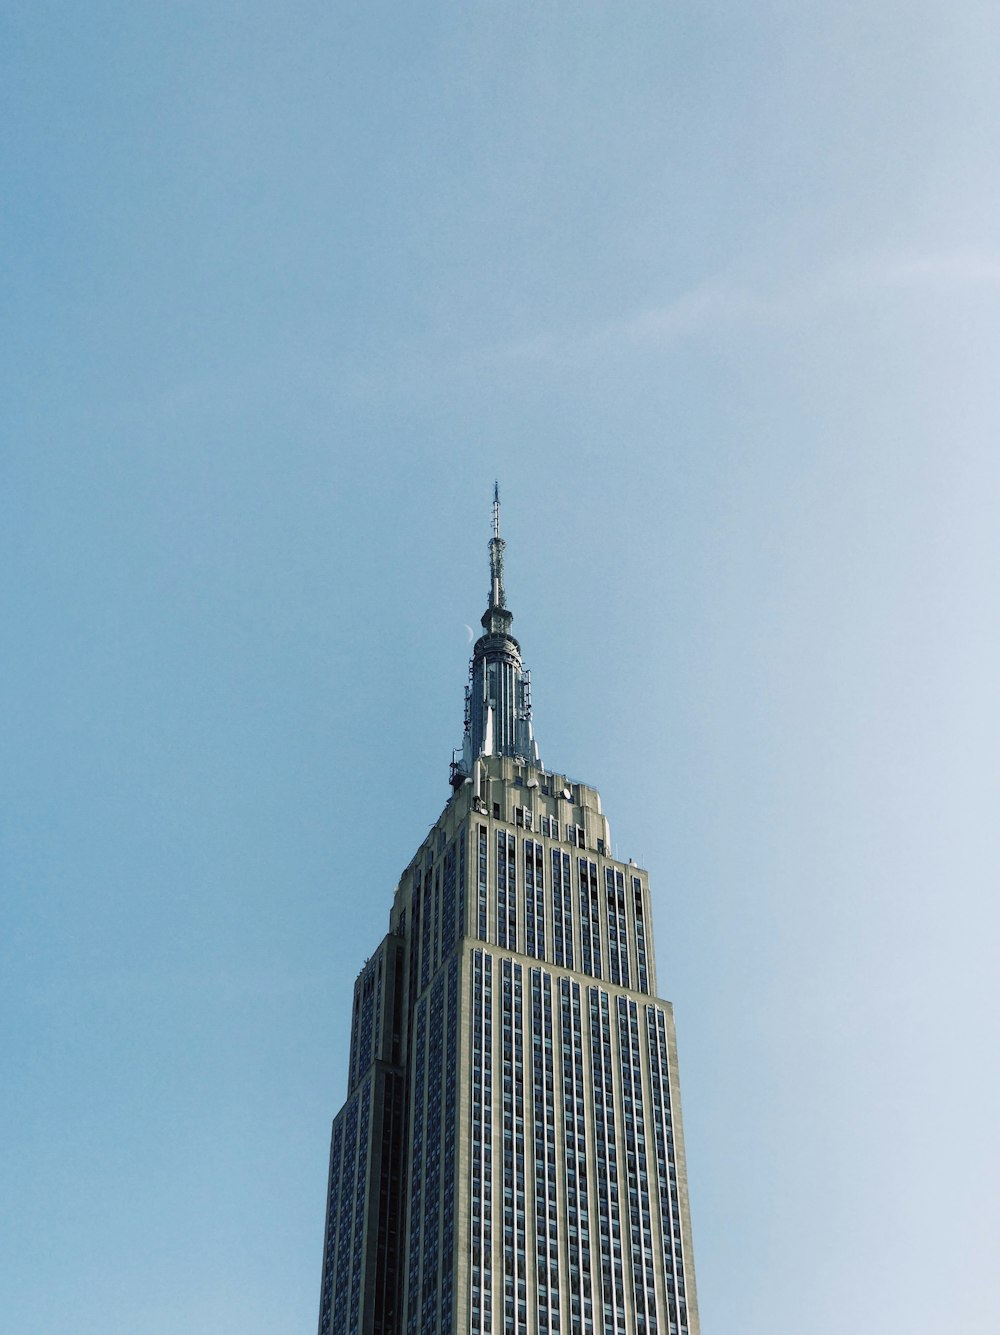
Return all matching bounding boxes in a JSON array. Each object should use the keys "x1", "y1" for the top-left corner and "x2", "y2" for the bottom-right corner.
[
  {"x1": 318, "y1": 937, "x2": 408, "y2": 1335},
  {"x1": 317, "y1": 758, "x2": 699, "y2": 1335}
]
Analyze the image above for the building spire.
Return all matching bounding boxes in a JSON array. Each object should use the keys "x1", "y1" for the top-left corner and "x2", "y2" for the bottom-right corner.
[
  {"x1": 452, "y1": 487, "x2": 541, "y2": 785},
  {"x1": 488, "y1": 480, "x2": 507, "y2": 612}
]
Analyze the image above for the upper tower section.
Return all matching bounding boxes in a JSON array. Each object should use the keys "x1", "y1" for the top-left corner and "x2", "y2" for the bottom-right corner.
[{"x1": 453, "y1": 487, "x2": 540, "y2": 785}]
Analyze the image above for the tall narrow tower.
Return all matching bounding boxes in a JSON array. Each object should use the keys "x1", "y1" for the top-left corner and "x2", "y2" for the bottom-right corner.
[{"x1": 317, "y1": 494, "x2": 699, "y2": 1335}]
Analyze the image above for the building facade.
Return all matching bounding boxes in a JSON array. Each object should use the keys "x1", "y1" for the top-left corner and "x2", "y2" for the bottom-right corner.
[{"x1": 317, "y1": 492, "x2": 699, "y2": 1335}]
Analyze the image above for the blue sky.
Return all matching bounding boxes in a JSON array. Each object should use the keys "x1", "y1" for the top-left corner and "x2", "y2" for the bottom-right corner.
[{"x1": 3, "y1": 4, "x2": 999, "y2": 1332}]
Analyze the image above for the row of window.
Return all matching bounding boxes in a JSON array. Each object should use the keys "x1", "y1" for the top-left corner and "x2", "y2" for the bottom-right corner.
[
  {"x1": 318, "y1": 1076, "x2": 372, "y2": 1335},
  {"x1": 560, "y1": 976, "x2": 594, "y2": 1335},
  {"x1": 405, "y1": 964, "x2": 462, "y2": 1335},
  {"x1": 440, "y1": 957, "x2": 459, "y2": 1334},
  {"x1": 503, "y1": 960, "x2": 527, "y2": 1334},
  {"x1": 471, "y1": 951, "x2": 494, "y2": 1335},
  {"x1": 405, "y1": 834, "x2": 466, "y2": 1013},
  {"x1": 419, "y1": 975, "x2": 445, "y2": 1332},
  {"x1": 349, "y1": 1088, "x2": 371, "y2": 1331},
  {"x1": 618, "y1": 996, "x2": 657, "y2": 1333},
  {"x1": 405, "y1": 996, "x2": 427, "y2": 1335},
  {"x1": 590, "y1": 988, "x2": 627, "y2": 1333},
  {"x1": 471, "y1": 951, "x2": 688, "y2": 1333},
  {"x1": 476, "y1": 828, "x2": 650, "y2": 993},
  {"x1": 348, "y1": 962, "x2": 377, "y2": 1093},
  {"x1": 647, "y1": 1007, "x2": 690, "y2": 1335},
  {"x1": 513, "y1": 806, "x2": 590, "y2": 850},
  {"x1": 532, "y1": 968, "x2": 559, "y2": 1335},
  {"x1": 317, "y1": 1118, "x2": 342, "y2": 1335},
  {"x1": 402, "y1": 825, "x2": 647, "y2": 1009}
]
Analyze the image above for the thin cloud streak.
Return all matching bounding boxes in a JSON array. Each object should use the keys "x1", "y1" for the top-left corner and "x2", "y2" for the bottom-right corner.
[
  {"x1": 264, "y1": 245, "x2": 1000, "y2": 406},
  {"x1": 496, "y1": 246, "x2": 1000, "y2": 367},
  {"x1": 499, "y1": 279, "x2": 759, "y2": 365},
  {"x1": 882, "y1": 248, "x2": 1000, "y2": 286}
]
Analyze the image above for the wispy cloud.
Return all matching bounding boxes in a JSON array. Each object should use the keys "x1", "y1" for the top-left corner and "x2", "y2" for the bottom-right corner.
[
  {"x1": 313, "y1": 246, "x2": 1000, "y2": 399},
  {"x1": 495, "y1": 246, "x2": 1000, "y2": 367},
  {"x1": 498, "y1": 277, "x2": 762, "y2": 366},
  {"x1": 881, "y1": 248, "x2": 1000, "y2": 287}
]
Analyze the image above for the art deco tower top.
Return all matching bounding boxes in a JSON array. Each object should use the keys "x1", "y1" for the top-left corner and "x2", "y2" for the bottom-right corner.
[{"x1": 455, "y1": 486, "x2": 540, "y2": 782}]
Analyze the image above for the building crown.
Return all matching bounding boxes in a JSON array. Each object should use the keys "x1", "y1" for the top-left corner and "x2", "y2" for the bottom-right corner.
[{"x1": 452, "y1": 487, "x2": 540, "y2": 786}]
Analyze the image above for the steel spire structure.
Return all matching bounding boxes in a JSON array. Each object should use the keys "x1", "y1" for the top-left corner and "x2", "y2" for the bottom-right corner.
[{"x1": 456, "y1": 487, "x2": 540, "y2": 783}]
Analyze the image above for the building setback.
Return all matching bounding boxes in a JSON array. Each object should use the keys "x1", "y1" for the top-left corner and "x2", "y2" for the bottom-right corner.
[{"x1": 317, "y1": 490, "x2": 699, "y2": 1335}]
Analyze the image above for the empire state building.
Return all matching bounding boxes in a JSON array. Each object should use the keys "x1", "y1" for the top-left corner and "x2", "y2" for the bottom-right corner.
[{"x1": 317, "y1": 490, "x2": 699, "y2": 1335}]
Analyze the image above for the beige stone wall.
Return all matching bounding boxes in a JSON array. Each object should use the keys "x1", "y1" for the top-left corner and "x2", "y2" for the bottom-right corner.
[{"x1": 322, "y1": 757, "x2": 699, "y2": 1335}]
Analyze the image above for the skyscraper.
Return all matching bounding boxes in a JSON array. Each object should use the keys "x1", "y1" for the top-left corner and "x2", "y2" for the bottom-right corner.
[{"x1": 317, "y1": 490, "x2": 699, "y2": 1335}]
